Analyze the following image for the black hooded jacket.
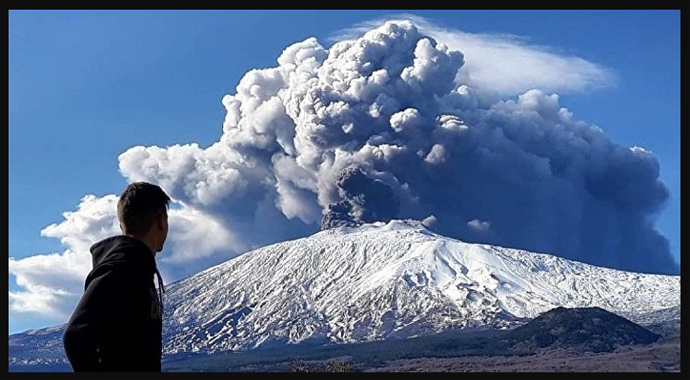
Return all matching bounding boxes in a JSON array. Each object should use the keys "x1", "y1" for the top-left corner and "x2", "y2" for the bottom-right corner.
[{"x1": 63, "y1": 235, "x2": 164, "y2": 372}]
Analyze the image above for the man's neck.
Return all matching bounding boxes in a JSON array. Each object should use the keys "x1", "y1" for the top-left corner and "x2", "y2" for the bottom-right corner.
[{"x1": 124, "y1": 234, "x2": 157, "y2": 256}]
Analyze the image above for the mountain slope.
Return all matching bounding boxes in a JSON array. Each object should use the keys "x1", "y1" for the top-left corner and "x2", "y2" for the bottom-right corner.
[
  {"x1": 8, "y1": 325, "x2": 71, "y2": 372},
  {"x1": 162, "y1": 220, "x2": 680, "y2": 353}
]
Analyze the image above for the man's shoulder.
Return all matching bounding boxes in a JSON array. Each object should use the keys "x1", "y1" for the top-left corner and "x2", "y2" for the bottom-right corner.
[{"x1": 87, "y1": 260, "x2": 147, "y2": 285}]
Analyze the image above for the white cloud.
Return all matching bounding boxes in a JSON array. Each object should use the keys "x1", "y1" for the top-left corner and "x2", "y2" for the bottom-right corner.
[
  {"x1": 421, "y1": 215, "x2": 438, "y2": 228},
  {"x1": 9, "y1": 195, "x2": 120, "y2": 319},
  {"x1": 9, "y1": 249, "x2": 90, "y2": 317},
  {"x1": 163, "y1": 207, "x2": 239, "y2": 264},
  {"x1": 333, "y1": 15, "x2": 615, "y2": 95},
  {"x1": 41, "y1": 195, "x2": 121, "y2": 253},
  {"x1": 467, "y1": 219, "x2": 492, "y2": 232},
  {"x1": 9, "y1": 194, "x2": 239, "y2": 323}
]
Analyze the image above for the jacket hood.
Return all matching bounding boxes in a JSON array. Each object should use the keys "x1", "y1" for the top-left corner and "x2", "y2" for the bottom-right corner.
[{"x1": 89, "y1": 235, "x2": 157, "y2": 277}]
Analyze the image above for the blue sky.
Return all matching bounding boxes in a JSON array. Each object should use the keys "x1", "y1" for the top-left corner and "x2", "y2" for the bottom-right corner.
[{"x1": 9, "y1": 10, "x2": 680, "y2": 334}]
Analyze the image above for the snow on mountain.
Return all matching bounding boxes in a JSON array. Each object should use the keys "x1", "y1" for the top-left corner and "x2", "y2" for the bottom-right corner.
[{"x1": 162, "y1": 220, "x2": 680, "y2": 353}]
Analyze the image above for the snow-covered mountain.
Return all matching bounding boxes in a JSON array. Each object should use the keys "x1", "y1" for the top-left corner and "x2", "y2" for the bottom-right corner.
[{"x1": 162, "y1": 220, "x2": 680, "y2": 353}]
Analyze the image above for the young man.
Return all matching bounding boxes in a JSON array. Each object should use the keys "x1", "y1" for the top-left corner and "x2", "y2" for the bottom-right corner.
[{"x1": 63, "y1": 182, "x2": 170, "y2": 372}]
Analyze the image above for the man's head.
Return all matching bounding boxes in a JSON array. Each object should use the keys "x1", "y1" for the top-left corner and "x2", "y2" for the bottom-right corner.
[{"x1": 117, "y1": 182, "x2": 171, "y2": 253}]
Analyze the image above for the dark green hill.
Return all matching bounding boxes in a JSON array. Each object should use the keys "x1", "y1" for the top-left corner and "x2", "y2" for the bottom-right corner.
[{"x1": 506, "y1": 307, "x2": 661, "y2": 353}]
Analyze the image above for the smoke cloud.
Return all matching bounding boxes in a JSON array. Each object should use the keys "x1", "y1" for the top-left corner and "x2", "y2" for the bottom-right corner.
[
  {"x1": 334, "y1": 15, "x2": 615, "y2": 96},
  {"x1": 120, "y1": 19, "x2": 674, "y2": 274},
  {"x1": 9, "y1": 18, "x2": 677, "y2": 325}
]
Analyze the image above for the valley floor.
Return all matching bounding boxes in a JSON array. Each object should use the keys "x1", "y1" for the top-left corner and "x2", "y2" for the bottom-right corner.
[{"x1": 366, "y1": 341, "x2": 680, "y2": 372}]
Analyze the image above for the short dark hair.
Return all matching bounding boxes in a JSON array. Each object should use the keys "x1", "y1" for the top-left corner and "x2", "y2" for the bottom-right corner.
[{"x1": 117, "y1": 182, "x2": 171, "y2": 235}]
